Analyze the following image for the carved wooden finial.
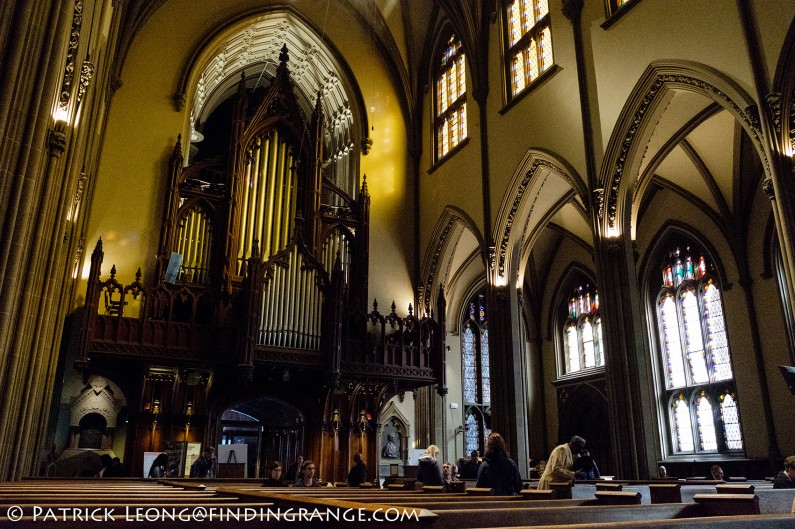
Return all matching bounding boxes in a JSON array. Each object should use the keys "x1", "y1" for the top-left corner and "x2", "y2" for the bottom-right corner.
[
  {"x1": 361, "y1": 174, "x2": 369, "y2": 194},
  {"x1": 372, "y1": 299, "x2": 379, "y2": 311},
  {"x1": 135, "y1": 268, "x2": 142, "y2": 282},
  {"x1": 390, "y1": 301, "x2": 397, "y2": 315},
  {"x1": 279, "y1": 44, "x2": 289, "y2": 64},
  {"x1": 110, "y1": 264, "x2": 117, "y2": 279},
  {"x1": 408, "y1": 303, "x2": 413, "y2": 317}
]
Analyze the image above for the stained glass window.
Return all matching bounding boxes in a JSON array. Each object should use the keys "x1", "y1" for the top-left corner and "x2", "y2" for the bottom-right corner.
[
  {"x1": 673, "y1": 395, "x2": 694, "y2": 452},
  {"x1": 504, "y1": 0, "x2": 554, "y2": 100},
  {"x1": 561, "y1": 284, "x2": 604, "y2": 375},
  {"x1": 461, "y1": 290, "x2": 491, "y2": 453},
  {"x1": 435, "y1": 35, "x2": 467, "y2": 160},
  {"x1": 608, "y1": 0, "x2": 634, "y2": 16},
  {"x1": 720, "y1": 392, "x2": 743, "y2": 450},
  {"x1": 654, "y1": 245, "x2": 742, "y2": 455}
]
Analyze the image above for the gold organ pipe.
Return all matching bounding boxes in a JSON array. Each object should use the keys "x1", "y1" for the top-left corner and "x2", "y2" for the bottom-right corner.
[
  {"x1": 271, "y1": 140, "x2": 285, "y2": 257},
  {"x1": 265, "y1": 273, "x2": 277, "y2": 345},
  {"x1": 288, "y1": 250, "x2": 299, "y2": 347},
  {"x1": 245, "y1": 141, "x2": 260, "y2": 265},
  {"x1": 188, "y1": 211, "x2": 198, "y2": 271},
  {"x1": 264, "y1": 132, "x2": 279, "y2": 256},
  {"x1": 283, "y1": 151, "x2": 295, "y2": 248},
  {"x1": 197, "y1": 213, "x2": 208, "y2": 282},
  {"x1": 254, "y1": 136, "x2": 268, "y2": 256},
  {"x1": 261, "y1": 279, "x2": 271, "y2": 345},
  {"x1": 239, "y1": 147, "x2": 253, "y2": 266},
  {"x1": 198, "y1": 217, "x2": 212, "y2": 283},
  {"x1": 277, "y1": 253, "x2": 288, "y2": 347},
  {"x1": 184, "y1": 211, "x2": 196, "y2": 279},
  {"x1": 299, "y1": 261, "x2": 309, "y2": 349},
  {"x1": 285, "y1": 250, "x2": 295, "y2": 347}
]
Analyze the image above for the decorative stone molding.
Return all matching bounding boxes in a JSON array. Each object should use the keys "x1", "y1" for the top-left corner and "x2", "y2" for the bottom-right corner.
[
  {"x1": 74, "y1": 170, "x2": 89, "y2": 206},
  {"x1": 762, "y1": 177, "x2": 775, "y2": 200},
  {"x1": 593, "y1": 188, "x2": 605, "y2": 219},
  {"x1": 109, "y1": 76, "x2": 123, "y2": 95},
  {"x1": 47, "y1": 124, "x2": 67, "y2": 156},
  {"x1": 421, "y1": 215, "x2": 458, "y2": 310},
  {"x1": 766, "y1": 92, "x2": 782, "y2": 135},
  {"x1": 173, "y1": 92, "x2": 187, "y2": 112},
  {"x1": 361, "y1": 136, "x2": 373, "y2": 155},
  {"x1": 497, "y1": 158, "x2": 568, "y2": 276},
  {"x1": 59, "y1": 0, "x2": 84, "y2": 111},
  {"x1": 76, "y1": 58, "x2": 94, "y2": 104}
]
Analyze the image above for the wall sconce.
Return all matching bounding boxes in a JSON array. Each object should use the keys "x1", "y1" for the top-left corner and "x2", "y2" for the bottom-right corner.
[
  {"x1": 323, "y1": 409, "x2": 340, "y2": 435},
  {"x1": 149, "y1": 399, "x2": 161, "y2": 451},
  {"x1": 184, "y1": 401, "x2": 193, "y2": 441},
  {"x1": 356, "y1": 410, "x2": 369, "y2": 434}
]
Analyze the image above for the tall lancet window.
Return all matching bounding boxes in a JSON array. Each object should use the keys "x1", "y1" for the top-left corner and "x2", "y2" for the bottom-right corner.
[
  {"x1": 561, "y1": 284, "x2": 604, "y2": 375},
  {"x1": 435, "y1": 34, "x2": 467, "y2": 161},
  {"x1": 653, "y1": 245, "x2": 743, "y2": 455},
  {"x1": 462, "y1": 290, "x2": 491, "y2": 454}
]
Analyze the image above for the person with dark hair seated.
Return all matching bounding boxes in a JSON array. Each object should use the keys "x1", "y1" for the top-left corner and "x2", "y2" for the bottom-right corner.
[
  {"x1": 262, "y1": 460, "x2": 287, "y2": 487},
  {"x1": 475, "y1": 432, "x2": 522, "y2": 495},
  {"x1": 460, "y1": 450, "x2": 480, "y2": 480},
  {"x1": 709, "y1": 464, "x2": 725, "y2": 481},
  {"x1": 347, "y1": 453, "x2": 367, "y2": 487},
  {"x1": 295, "y1": 460, "x2": 322, "y2": 487},
  {"x1": 773, "y1": 455, "x2": 795, "y2": 489}
]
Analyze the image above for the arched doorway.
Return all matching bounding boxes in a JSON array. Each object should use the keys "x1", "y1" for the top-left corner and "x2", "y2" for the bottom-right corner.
[
  {"x1": 219, "y1": 397, "x2": 304, "y2": 479},
  {"x1": 559, "y1": 384, "x2": 611, "y2": 477}
]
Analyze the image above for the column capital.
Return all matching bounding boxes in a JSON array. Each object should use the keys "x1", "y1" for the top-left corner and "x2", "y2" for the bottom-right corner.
[
  {"x1": 47, "y1": 122, "x2": 67, "y2": 156},
  {"x1": 561, "y1": 0, "x2": 584, "y2": 21}
]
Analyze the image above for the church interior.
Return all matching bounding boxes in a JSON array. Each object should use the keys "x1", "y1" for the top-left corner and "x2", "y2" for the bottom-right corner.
[{"x1": 1, "y1": 0, "x2": 795, "y2": 488}]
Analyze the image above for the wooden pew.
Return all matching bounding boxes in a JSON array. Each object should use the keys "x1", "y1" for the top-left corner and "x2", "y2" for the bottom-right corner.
[
  {"x1": 594, "y1": 491, "x2": 642, "y2": 505},
  {"x1": 650, "y1": 483, "x2": 682, "y2": 504},
  {"x1": 693, "y1": 494, "x2": 760, "y2": 516},
  {"x1": 596, "y1": 482, "x2": 624, "y2": 491},
  {"x1": 715, "y1": 484, "x2": 755, "y2": 494}
]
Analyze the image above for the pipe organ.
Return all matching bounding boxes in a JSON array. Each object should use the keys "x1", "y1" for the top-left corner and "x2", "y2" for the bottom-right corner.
[{"x1": 75, "y1": 45, "x2": 445, "y2": 483}]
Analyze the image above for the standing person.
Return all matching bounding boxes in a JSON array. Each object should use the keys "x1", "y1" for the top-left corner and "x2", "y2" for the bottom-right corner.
[
  {"x1": 190, "y1": 448, "x2": 215, "y2": 478},
  {"x1": 460, "y1": 450, "x2": 481, "y2": 480},
  {"x1": 773, "y1": 456, "x2": 795, "y2": 489},
  {"x1": 571, "y1": 449, "x2": 600, "y2": 480},
  {"x1": 262, "y1": 461, "x2": 287, "y2": 487},
  {"x1": 347, "y1": 453, "x2": 367, "y2": 487},
  {"x1": 295, "y1": 460, "x2": 322, "y2": 487},
  {"x1": 286, "y1": 455, "x2": 304, "y2": 484},
  {"x1": 416, "y1": 445, "x2": 444, "y2": 487},
  {"x1": 475, "y1": 433, "x2": 522, "y2": 495},
  {"x1": 537, "y1": 436, "x2": 586, "y2": 490}
]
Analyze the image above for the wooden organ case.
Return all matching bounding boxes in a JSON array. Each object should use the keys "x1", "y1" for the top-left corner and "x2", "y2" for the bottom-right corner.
[{"x1": 73, "y1": 46, "x2": 446, "y2": 481}]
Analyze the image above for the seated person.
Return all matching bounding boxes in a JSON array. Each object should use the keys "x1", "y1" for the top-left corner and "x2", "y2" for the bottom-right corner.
[
  {"x1": 657, "y1": 465, "x2": 668, "y2": 479},
  {"x1": 709, "y1": 464, "x2": 725, "y2": 481},
  {"x1": 347, "y1": 453, "x2": 367, "y2": 487},
  {"x1": 262, "y1": 461, "x2": 287, "y2": 487},
  {"x1": 416, "y1": 445, "x2": 444, "y2": 487},
  {"x1": 442, "y1": 462, "x2": 457, "y2": 486},
  {"x1": 459, "y1": 451, "x2": 480, "y2": 480},
  {"x1": 571, "y1": 449, "x2": 600, "y2": 480},
  {"x1": 295, "y1": 460, "x2": 322, "y2": 487},
  {"x1": 476, "y1": 432, "x2": 522, "y2": 495},
  {"x1": 773, "y1": 455, "x2": 795, "y2": 489}
]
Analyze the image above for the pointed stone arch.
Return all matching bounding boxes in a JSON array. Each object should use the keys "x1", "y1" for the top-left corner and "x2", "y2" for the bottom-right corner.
[
  {"x1": 599, "y1": 61, "x2": 770, "y2": 239},
  {"x1": 419, "y1": 206, "x2": 484, "y2": 315},
  {"x1": 493, "y1": 148, "x2": 587, "y2": 286},
  {"x1": 377, "y1": 400, "x2": 410, "y2": 463}
]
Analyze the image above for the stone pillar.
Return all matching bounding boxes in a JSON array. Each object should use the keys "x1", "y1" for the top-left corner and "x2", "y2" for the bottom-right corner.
[
  {"x1": 593, "y1": 236, "x2": 657, "y2": 479},
  {"x1": 0, "y1": 0, "x2": 78, "y2": 481}
]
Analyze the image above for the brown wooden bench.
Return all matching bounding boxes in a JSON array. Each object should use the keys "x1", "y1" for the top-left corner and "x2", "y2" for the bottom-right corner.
[
  {"x1": 716, "y1": 484, "x2": 755, "y2": 494},
  {"x1": 596, "y1": 482, "x2": 624, "y2": 491},
  {"x1": 594, "y1": 491, "x2": 642, "y2": 505},
  {"x1": 650, "y1": 483, "x2": 682, "y2": 504},
  {"x1": 693, "y1": 494, "x2": 760, "y2": 516}
]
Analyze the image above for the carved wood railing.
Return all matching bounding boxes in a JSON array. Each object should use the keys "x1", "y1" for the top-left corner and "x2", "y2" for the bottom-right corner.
[{"x1": 76, "y1": 239, "x2": 446, "y2": 389}]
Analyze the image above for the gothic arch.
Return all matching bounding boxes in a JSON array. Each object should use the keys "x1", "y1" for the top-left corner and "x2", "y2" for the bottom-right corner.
[
  {"x1": 378, "y1": 400, "x2": 409, "y2": 462},
  {"x1": 599, "y1": 60, "x2": 770, "y2": 239},
  {"x1": 493, "y1": 148, "x2": 587, "y2": 287},
  {"x1": 419, "y1": 206, "x2": 484, "y2": 319}
]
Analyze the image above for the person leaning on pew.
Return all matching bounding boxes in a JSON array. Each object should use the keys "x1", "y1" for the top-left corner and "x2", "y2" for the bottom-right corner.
[
  {"x1": 537, "y1": 436, "x2": 587, "y2": 490},
  {"x1": 773, "y1": 455, "x2": 795, "y2": 489},
  {"x1": 475, "y1": 432, "x2": 522, "y2": 495}
]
